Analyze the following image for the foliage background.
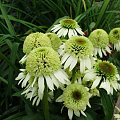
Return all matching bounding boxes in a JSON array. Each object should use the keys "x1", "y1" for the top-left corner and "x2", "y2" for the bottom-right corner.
[{"x1": 0, "y1": 0, "x2": 120, "y2": 120}]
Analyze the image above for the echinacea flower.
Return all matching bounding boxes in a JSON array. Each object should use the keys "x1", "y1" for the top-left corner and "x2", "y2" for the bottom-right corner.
[
  {"x1": 16, "y1": 47, "x2": 70, "y2": 105},
  {"x1": 51, "y1": 18, "x2": 84, "y2": 38},
  {"x1": 20, "y1": 32, "x2": 52, "y2": 64},
  {"x1": 46, "y1": 33, "x2": 61, "y2": 51},
  {"x1": 89, "y1": 29, "x2": 111, "y2": 58},
  {"x1": 109, "y1": 28, "x2": 120, "y2": 51},
  {"x1": 83, "y1": 60, "x2": 120, "y2": 94},
  {"x1": 56, "y1": 83, "x2": 90, "y2": 120},
  {"x1": 58, "y1": 36, "x2": 94, "y2": 73}
]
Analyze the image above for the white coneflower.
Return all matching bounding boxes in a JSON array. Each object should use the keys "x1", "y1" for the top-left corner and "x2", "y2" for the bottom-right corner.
[
  {"x1": 58, "y1": 36, "x2": 94, "y2": 73},
  {"x1": 19, "y1": 32, "x2": 51, "y2": 64},
  {"x1": 83, "y1": 60, "x2": 120, "y2": 94},
  {"x1": 51, "y1": 18, "x2": 84, "y2": 38},
  {"x1": 16, "y1": 47, "x2": 70, "y2": 105},
  {"x1": 89, "y1": 29, "x2": 111, "y2": 58},
  {"x1": 45, "y1": 33, "x2": 62, "y2": 51},
  {"x1": 109, "y1": 28, "x2": 120, "y2": 51},
  {"x1": 56, "y1": 83, "x2": 91, "y2": 120}
]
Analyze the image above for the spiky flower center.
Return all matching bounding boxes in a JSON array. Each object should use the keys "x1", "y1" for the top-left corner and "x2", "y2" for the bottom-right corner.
[
  {"x1": 23, "y1": 32, "x2": 52, "y2": 54},
  {"x1": 60, "y1": 19, "x2": 78, "y2": 29},
  {"x1": 63, "y1": 83, "x2": 89, "y2": 110},
  {"x1": 65, "y1": 36, "x2": 93, "y2": 58},
  {"x1": 95, "y1": 61, "x2": 117, "y2": 80},
  {"x1": 109, "y1": 28, "x2": 120, "y2": 43},
  {"x1": 26, "y1": 47, "x2": 61, "y2": 76},
  {"x1": 89, "y1": 29, "x2": 109, "y2": 48}
]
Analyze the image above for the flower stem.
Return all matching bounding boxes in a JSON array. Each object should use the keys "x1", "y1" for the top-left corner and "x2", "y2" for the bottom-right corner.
[
  {"x1": 71, "y1": 67, "x2": 76, "y2": 83},
  {"x1": 43, "y1": 82, "x2": 50, "y2": 120}
]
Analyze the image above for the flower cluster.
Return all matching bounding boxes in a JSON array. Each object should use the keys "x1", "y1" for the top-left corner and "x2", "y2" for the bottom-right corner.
[{"x1": 16, "y1": 18, "x2": 120, "y2": 119}]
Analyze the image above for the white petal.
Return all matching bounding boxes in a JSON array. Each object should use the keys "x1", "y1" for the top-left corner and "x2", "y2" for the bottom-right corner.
[
  {"x1": 68, "y1": 109, "x2": 73, "y2": 120},
  {"x1": 57, "y1": 28, "x2": 66, "y2": 37},
  {"x1": 85, "y1": 57, "x2": 91, "y2": 69},
  {"x1": 15, "y1": 72, "x2": 25, "y2": 80},
  {"x1": 98, "y1": 48, "x2": 102, "y2": 58},
  {"x1": 32, "y1": 96, "x2": 38, "y2": 105},
  {"x1": 83, "y1": 71, "x2": 96, "y2": 81},
  {"x1": 73, "y1": 29, "x2": 77, "y2": 36},
  {"x1": 100, "y1": 81, "x2": 110, "y2": 94},
  {"x1": 75, "y1": 27, "x2": 84, "y2": 36},
  {"x1": 63, "y1": 28, "x2": 68, "y2": 37},
  {"x1": 74, "y1": 110, "x2": 80, "y2": 117},
  {"x1": 56, "y1": 95, "x2": 63, "y2": 102},
  {"x1": 45, "y1": 76, "x2": 54, "y2": 91},
  {"x1": 64, "y1": 55, "x2": 74, "y2": 69},
  {"x1": 22, "y1": 73, "x2": 31, "y2": 88},
  {"x1": 106, "y1": 46, "x2": 111, "y2": 53},
  {"x1": 54, "y1": 71, "x2": 66, "y2": 84},
  {"x1": 38, "y1": 76, "x2": 45, "y2": 94},
  {"x1": 91, "y1": 77, "x2": 101, "y2": 89},
  {"x1": 81, "y1": 110, "x2": 87, "y2": 117},
  {"x1": 30, "y1": 87, "x2": 36, "y2": 100},
  {"x1": 19, "y1": 55, "x2": 27, "y2": 64},
  {"x1": 61, "y1": 53, "x2": 70, "y2": 64},
  {"x1": 51, "y1": 24, "x2": 61, "y2": 31},
  {"x1": 68, "y1": 29, "x2": 74, "y2": 38},
  {"x1": 51, "y1": 75, "x2": 59, "y2": 88},
  {"x1": 36, "y1": 98, "x2": 41, "y2": 106},
  {"x1": 31, "y1": 77, "x2": 37, "y2": 87},
  {"x1": 102, "y1": 49, "x2": 107, "y2": 56},
  {"x1": 80, "y1": 58, "x2": 85, "y2": 73},
  {"x1": 69, "y1": 57, "x2": 77, "y2": 71}
]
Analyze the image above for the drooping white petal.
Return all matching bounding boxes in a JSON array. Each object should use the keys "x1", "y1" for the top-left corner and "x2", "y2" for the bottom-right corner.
[
  {"x1": 22, "y1": 73, "x2": 31, "y2": 88},
  {"x1": 54, "y1": 71, "x2": 66, "y2": 84},
  {"x1": 80, "y1": 58, "x2": 85, "y2": 73},
  {"x1": 56, "y1": 95, "x2": 63, "y2": 102},
  {"x1": 85, "y1": 57, "x2": 91, "y2": 69},
  {"x1": 68, "y1": 29, "x2": 74, "y2": 38},
  {"x1": 36, "y1": 97, "x2": 41, "y2": 106},
  {"x1": 45, "y1": 76, "x2": 54, "y2": 91},
  {"x1": 64, "y1": 55, "x2": 74, "y2": 69},
  {"x1": 57, "y1": 28, "x2": 66, "y2": 37},
  {"x1": 102, "y1": 48, "x2": 107, "y2": 56},
  {"x1": 98, "y1": 48, "x2": 102, "y2": 58},
  {"x1": 30, "y1": 87, "x2": 36, "y2": 100},
  {"x1": 99, "y1": 81, "x2": 110, "y2": 94},
  {"x1": 51, "y1": 75, "x2": 59, "y2": 88},
  {"x1": 87, "y1": 102, "x2": 91, "y2": 108},
  {"x1": 61, "y1": 53, "x2": 70, "y2": 64},
  {"x1": 81, "y1": 110, "x2": 87, "y2": 117},
  {"x1": 69, "y1": 56, "x2": 77, "y2": 71},
  {"x1": 51, "y1": 24, "x2": 61, "y2": 31},
  {"x1": 32, "y1": 96, "x2": 38, "y2": 105},
  {"x1": 68, "y1": 109, "x2": 73, "y2": 120},
  {"x1": 63, "y1": 28, "x2": 68, "y2": 37},
  {"x1": 106, "y1": 46, "x2": 111, "y2": 53},
  {"x1": 74, "y1": 110, "x2": 80, "y2": 117},
  {"x1": 31, "y1": 77, "x2": 37, "y2": 87},
  {"x1": 75, "y1": 27, "x2": 84, "y2": 36},
  {"x1": 19, "y1": 55, "x2": 27, "y2": 64},
  {"x1": 38, "y1": 76, "x2": 45, "y2": 94},
  {"x1": 73, "y1": 29, "x2": 77, "y2": 36},
  {"x1": 91, "y1": 77, "x2": 101, "y2": 89},
  {"x1": 15, "y1": 72, "x2": 25, "y2": 80}
]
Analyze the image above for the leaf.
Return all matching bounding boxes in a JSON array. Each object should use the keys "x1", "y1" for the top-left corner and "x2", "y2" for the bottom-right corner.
[{"x1": 100, "y1": 89, "x2": 114, "y2": 120}]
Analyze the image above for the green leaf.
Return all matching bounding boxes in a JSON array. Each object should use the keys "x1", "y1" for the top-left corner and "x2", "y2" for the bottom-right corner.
[{"x1": 100, "y1": 89, "x2": 114, "y2": 120}]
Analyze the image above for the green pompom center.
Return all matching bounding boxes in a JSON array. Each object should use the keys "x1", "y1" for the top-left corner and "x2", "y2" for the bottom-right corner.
[
  {"x1": 60, "y1": 19, "x2": 78, "y2": 29},
  {"x1": 26, "y1": 47, "x2": 61, "y2": 76}
]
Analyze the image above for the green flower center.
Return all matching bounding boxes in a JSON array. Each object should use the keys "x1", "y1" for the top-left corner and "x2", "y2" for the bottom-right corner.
[
  {"x1": 95, "y1": 61, "x2": 117, "y2": 80},
  {"x1": 60, "y1": 19, "x2": 78, "y2": 29},
  {"x1": 26, "y1": 47, "x2": 61, "y2": 76},
  {"x1": 65, "y1": 36, "x2": 93, "y2": 58},
  {"x1": 63, "y1": 83, "x2": 89, "y2": 110},
  {"x1": 109, "y1": 28, "x2": 120, "y2": 43},
  {"x1": 89, "y1": 29, "x2": 109, "y2": 48},
  {"x1": 23, "y1": 32, "x2": 52, "y2": 54},
  {"x1": 72, "y1": 91, "x2": 81, "y2": 100}
]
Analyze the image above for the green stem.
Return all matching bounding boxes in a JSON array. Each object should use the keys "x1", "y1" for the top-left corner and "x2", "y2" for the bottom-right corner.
[
  {"x1": 71, "y1": 67, "x2": 76, "y2": 83},
  {"x1": 43, "y1": 82, "x2": 50, "y2": 120}
]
